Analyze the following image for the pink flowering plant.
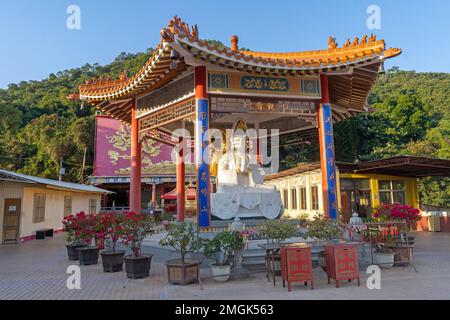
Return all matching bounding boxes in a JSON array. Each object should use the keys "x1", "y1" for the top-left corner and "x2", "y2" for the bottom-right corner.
[
  {"x1": 122, "y1": 212, "x2": 155, "y2": 257},
  {"x1": 373, "y1": 203, "x2": 421, "y2": 229}
]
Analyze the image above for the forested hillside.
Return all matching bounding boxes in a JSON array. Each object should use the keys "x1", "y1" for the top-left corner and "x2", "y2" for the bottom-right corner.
[
  {"x1": 0, "y1": 48, "x2": 448, "y2": 206},
  {"x1": 0, "y1": 49, "x2": 153, "y2": 182}
]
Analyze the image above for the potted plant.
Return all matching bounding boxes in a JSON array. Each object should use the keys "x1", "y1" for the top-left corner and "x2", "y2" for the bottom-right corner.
[
  {"x1": 99, "y1": 212, "x2": 126, "y2": 273},
  {"x1": 122, "y1": 212, "x2": 155, "y2": 279},
  {"x1": 76, "y1": 212, "x2": 101, "y2": 266},
  {"x1": 373, "y1": 203, "x2": 421, "y2": 244},
  {"x1": 262, "y1": 220, "x2": 297, "y2": 275},
  {"x1": 159, "y1": 222, "x2": 200, "y2": 285},
  {"x1": 305, "y1": 214, "x2": 342, "y2": 242},
  {"x1": 305, "y1": 214, "x2": 343, "y2": 271},
  {"x1": 202, "y1": 231, "x2": 244, "y2": 282},
  {"x1": 161, "y1": 212, "x2": 175, "y2": 230},
  {"x1": 263, "y1": 219, "x2": 297, "y2": 244},
  {"x1": 62, "y1": 212, "x2": 87, "y2": 260},
  {"x1": 373, "y1": 240, "x2": 395, "y2": 269}
]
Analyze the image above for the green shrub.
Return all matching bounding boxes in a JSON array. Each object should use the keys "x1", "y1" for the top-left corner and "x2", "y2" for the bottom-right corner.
[
  {"x1": 202, "y1": 231, "x2": 244, "y2": 266},
  {"x1": 305, "y1": 214, "x2": 342, "y2": 241},
  {"x1": 263, "y1": 220, "x2": 297, "y2": 243}
]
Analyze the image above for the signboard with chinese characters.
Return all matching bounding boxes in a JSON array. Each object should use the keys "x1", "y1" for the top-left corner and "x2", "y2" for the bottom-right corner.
[
  {"x1": 207, "y1": 72, "x2": 321, "y2": 98},
  {"x1": 320, "y1": 104, "x2": 338, "y2": 220},
  {"x1": 195, "y1": 99, "x2": 211, "y2": 227}
]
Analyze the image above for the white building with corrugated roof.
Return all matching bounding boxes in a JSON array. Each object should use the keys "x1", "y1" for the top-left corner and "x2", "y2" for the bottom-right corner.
[{"x1": 0, "y1": 170, "x2": 111, "y2": 244}]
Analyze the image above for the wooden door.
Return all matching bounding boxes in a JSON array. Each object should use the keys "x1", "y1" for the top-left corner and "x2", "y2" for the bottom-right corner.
[{"x1": 2, "y1": 198, "x2": 21, "y2": 244}]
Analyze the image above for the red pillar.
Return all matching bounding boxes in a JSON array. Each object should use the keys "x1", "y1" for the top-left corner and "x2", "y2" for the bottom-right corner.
[
  {"x1": 151, "y1": 183, "x2": 157, "y2": 207},
  {"x1": 130, "y1": 99, "x2": 142, "y2": 213},
  {"x1": 176, "y1": 136, "x2": 186, "y2": 222},
  {"x1": 317, "y1": 74, "x2": 338, "y2": 220}
]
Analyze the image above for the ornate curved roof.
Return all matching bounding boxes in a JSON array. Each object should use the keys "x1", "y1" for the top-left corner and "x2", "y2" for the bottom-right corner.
[{"x1": 77, "y1": 16, "x2": 401, "y2": 121}]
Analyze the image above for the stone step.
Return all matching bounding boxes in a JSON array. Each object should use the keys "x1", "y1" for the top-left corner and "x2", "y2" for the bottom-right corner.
[
  {"x1": 242, "y1": 257, "x2": 266, "y2": 266},
  {"x1": 242, "y1": 249, "x2": 266, "y2": 257}
]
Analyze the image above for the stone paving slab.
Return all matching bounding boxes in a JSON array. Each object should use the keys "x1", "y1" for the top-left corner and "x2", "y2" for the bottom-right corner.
[{"x1": 0, "y1": 232, "x2": 449, "y2": 300}]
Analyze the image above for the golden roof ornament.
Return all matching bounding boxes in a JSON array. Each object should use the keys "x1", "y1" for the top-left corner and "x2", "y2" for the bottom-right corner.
[
  {"x1": 361, "y1": 35, "x2": 368, "y2": 45},
  {"x1": 165, "y1": 16, "x2": 199, "y2": 40},
  {"x1": 119, "y1": 70, "x2": 128, "y2": 81},
  {"x1": 343, "y1": 38, "x2": 351, "y2": 48},
  {"x1": 328, "y1": 36, "x2": 338, "y2": 49}
]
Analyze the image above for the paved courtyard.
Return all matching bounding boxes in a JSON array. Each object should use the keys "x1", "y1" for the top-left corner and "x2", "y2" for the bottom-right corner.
[{"x1": 1, "y1": 231, "x2": 449, "y2": 300}]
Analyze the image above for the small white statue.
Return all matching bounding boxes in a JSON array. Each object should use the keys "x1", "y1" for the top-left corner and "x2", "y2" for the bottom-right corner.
[
  {"x1": 230, "y1": 217, "x2": 245, "y2": 232},
  {"x1": 349, "y1": 212, "x2": 363, "y2": 225}
]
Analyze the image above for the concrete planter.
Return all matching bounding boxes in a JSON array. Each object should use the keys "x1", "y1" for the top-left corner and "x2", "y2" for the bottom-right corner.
[
  {"x1": 374, "y1": 252, "x2": 395, "y2": 268},
  {"x1": 318, "y1": 251, "x2": 327, "y2": 272},
  {"x1": 210, "y1": 264, "x2": 232, "y2": 282}
]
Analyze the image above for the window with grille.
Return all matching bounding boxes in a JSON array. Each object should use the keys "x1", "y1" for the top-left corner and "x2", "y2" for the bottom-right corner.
[
  {"x1": 64, "y1": 196, "x2": 72, "y2": 216},
  {"x1": 311, "y1": 186, "x2": 319, "y2": 210},
  {"x1": 291, "y1": 188, "x2": 298, "y2": 210},
  {"x1": 33, "y1": 193, "x2": 46, "y2": 223},
  {"x1": 89, "y1": 199, "x2": 97, "y2": 214},
  {"x1": 300, "y1": 187, "x2": 307, "y2": 210},
  {"x1": 282, "y1": 190, "x2": 289, "y2": 208}
]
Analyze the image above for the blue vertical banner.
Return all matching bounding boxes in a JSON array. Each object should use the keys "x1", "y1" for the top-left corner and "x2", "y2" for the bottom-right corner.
[
  {"x1": 196, "y1": 98, "x2": 211, "y2": 227},
  {"x1": 320, "y1": 103, "x2": 338, "y2": 220}
]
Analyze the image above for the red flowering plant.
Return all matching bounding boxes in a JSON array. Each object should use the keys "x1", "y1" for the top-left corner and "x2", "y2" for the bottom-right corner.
[
  {"x1": 81, "y1": 212, "x2": 102, "y2": 246},
  {"x1": 96, "y1": 212, "x2": 125, "y2": 253},
  {"x1": 62, "y1": 211, "x2": 103, "y2": 246},
  {"x1": 62, "y1": 211, "x2": 90, "y2": 245},
  {"x1": 122, "y1": 212, "x2": 155, "y2": 257},
  {"x1": 62, "y1": 212, "x2": 82, "y2": 245},
  {"x1": 373, "y1": 203, "x2": 421, "y2": 229}
]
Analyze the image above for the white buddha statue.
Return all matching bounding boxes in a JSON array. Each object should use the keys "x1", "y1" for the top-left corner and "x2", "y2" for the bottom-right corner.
[{"x1": 211, "y1": 120, "x2": 284, "y2": 220}]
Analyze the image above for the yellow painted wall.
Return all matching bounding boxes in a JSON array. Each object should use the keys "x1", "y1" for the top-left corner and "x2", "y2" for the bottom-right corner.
[
  {"x1": 338, "y1": 173, "x2": 419, "y2": 209},
  {"x1": 20, "y1": 187, "x2": 102, "y2": 238},
  {"x1": 265, "y1": 169, "x2": 420, "y2": 219}
]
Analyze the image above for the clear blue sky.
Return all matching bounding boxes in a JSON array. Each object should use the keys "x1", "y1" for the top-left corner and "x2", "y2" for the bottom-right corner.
[{"x1": 1, "y1": 0, "x2": 449, "y2": 88}]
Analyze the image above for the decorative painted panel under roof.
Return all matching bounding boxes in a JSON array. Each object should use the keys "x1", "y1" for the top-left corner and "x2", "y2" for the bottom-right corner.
[{"x1": 76, "y1": 16, "x2": 401, "y2": 122}]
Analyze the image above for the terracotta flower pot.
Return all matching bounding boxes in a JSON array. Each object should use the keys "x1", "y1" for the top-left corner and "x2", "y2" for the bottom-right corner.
[
  {"x1": 101, "y1": 251, "x2": 125, "y2": 272},
  {"x1": 124, "y1": 255, "x2": 153, "y2": 279}
]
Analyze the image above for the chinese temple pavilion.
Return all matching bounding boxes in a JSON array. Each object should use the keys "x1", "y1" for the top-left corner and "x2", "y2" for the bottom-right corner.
[{"x1": 73, "y1": 16, "x2": 401, "y2": 227}]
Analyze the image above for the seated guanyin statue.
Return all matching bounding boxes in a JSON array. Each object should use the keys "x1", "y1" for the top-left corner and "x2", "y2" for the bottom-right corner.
[{"x1": 210, "y1": 120, "x2": 284, "y2": 220}]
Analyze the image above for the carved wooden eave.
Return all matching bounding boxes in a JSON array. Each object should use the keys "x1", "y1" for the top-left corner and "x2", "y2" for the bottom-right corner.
[{"x1": 74, "y1": 16, "x2": 401, "y2": 123}]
